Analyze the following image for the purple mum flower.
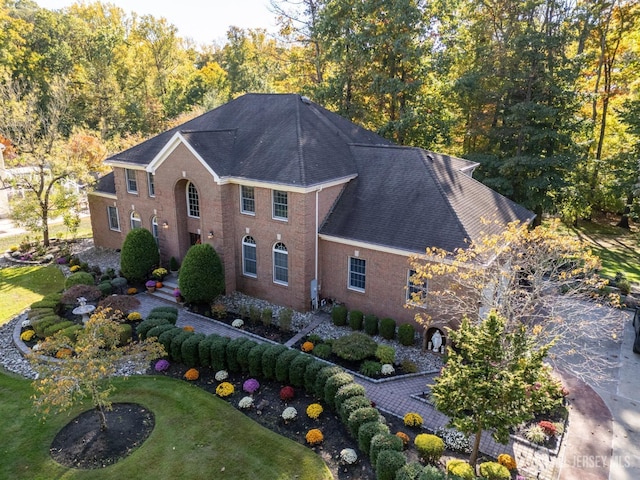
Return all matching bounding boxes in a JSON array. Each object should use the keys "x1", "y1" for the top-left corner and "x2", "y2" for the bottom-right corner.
[
  {"x1": 243, "y1": 378, "x2": 260, "y2": 393},
  {"x1": 155, "y1": 359, "x2": 170, "y2": 372}
]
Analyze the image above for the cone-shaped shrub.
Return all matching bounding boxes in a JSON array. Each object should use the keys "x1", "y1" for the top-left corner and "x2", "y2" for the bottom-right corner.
[
  {"x1": 120, "y1": 228, "x2": 159, "y2": 283},
  {"x1": 358, "y1": 421, "x2": 390, "y2": 454},
  {"x1": 178, "y1": 243, "x2": 224, "y2": 304}
]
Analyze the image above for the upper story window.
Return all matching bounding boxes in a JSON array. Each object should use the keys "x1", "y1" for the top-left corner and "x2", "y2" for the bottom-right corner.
[
  {"x1": 125, "y1": 169, "x2": 138, "y2": 194},
  {"x1": 272, "y1": 190, "x2": 288, "y2": 221},
  {"x1": 241, "y1": 185, "x2": 255, "y2": 215},
  {"x1": 148, "y1": 172, "x2": 155, "y2": 197},
  {"x1": 242, "y1": 236, "x2": 257, "y2": 277},
  {"x1": 348, "y1": 257, "x2": 366, "y2": 292},
  {"x1": 273, "y1": 242, "x2": 288, "y2": 285},
  {"x1": 187, "y1": 181, "x2": 200, "y2": 218},
  {"x1": 406, "y1": 269, "x2": 427, "y2": 306},
  {"x1": 151, "y1": 216, "x2": 159, "y2": 244},
  {"x1": 107, "y1": 206, "x2": 120, "y2": 231},
  {"x1": 130, "y1": 211, "x2": 142, "y2": 229}
]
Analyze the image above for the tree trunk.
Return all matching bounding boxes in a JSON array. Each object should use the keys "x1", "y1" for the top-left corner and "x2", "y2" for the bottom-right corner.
[
  {"x1": 616, "y1": 193, "x2": 634, "y2": 229},
  {"x1": 469, "y1": 427, "x2": 483, "y2": 467},
  {"x1": 96, "y1": 404, "x2": 108, "y2": 431}
]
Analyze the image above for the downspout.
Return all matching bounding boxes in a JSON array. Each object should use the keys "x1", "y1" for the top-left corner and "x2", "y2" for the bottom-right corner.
[{"x1": 314, "y1": 187, "x2": 322, "y2": 309}]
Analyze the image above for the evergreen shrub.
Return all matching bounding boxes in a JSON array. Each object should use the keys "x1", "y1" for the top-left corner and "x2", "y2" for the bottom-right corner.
[
  {"x1": 370, "y1": 433, "x2": 403, "y2": 468},
  {"x1": 332, "y1": 332, "x2": 377, "y2": 361},
  {"x1": 348, "y1": 407, "x2": 380, "y2": 438},
  {"x1": 340, "y1": 395, "x2": 372, "y2": 424},
  {"x1": 226, "y1": 337, "x2": 249, "y2": 373},
  {"x1": 349, "y1": 310, "x2": 364, "y2": 330},
  {"x1": 357, "y1": 421, "x2": 390, "y2": 454},
  {"x1": 178, "y1": 243, "x2": 224, "y2": 304},
  {"x1": 146, "y1": 324, "x2": 175, "y2": 341},
  {"x1": 312, "y1": 343, "x2": 332, "y2": 359},
  {"x1": 137, "y1": 317, "x2": 170, "y2": 340},
  {"x1": 446, "y1": 460, "x2": 475, "y2": 480},
  {"x1": 157, "y1": 327, "x2": 183, "y2": 356},
  {"x1": 375, "y1": 345, "x2": 396, "y2": 364},
  {"x1": 379, "y1": 317, "x2": 396, "y2": 340},
  {"x1": 261, "y1": 344, "x2": 288, "y2": 379},
  {"x1": 182, "y1": 333, "x2": 206, "y2": 368},
  {"x1": 313, "y1": 365, "x2": 343, "y2": 399},
  {"x1": 364, "y1": 314, "x2": 379, "y2": 335},
  {"x1": 64, "y1": 272, "x2": 95, "y2": 290},
  {"x1": 334, "y1": 383, "x2": 367, "y2": 412},
  {"x1": 288, "y1": 354, "x2": 313, "y2": 387},
  {"x1": 324, "y1": 372, "x2": 354, "y2": 406},
  {"x1": 170, "y1": 330, "x2": 194, "y2": 363},
  {"x1": 398, "y1": 323, "x2": 416, "y2": 346},
  {"x1": 275, "y1": 349, "x2": 300, "y2": 383},
  {"x1": 236, "y1": 340, "x2": 258, "y2": 373},
  {"x1": 43, "y1": 320, "x2": 74, "y2": 337},
  {"x1": 247, "y1": 343, "x2": 269, "y2": 377},
  {"x1": 303, "y1": 361, "x2": 325, "y2": 394},
  {"x1": 120, "y1": 228, "x2": 159, "y2": 283},
  {"x1": 478, "y1": 462, "x2": 511, "y2": 480},
  {"x1": 376, "y1": 450, "x2": 406, "y2": 480},
  {"x1": 331, "y1": 304, "x2": 348, "y2": 326},
  {"x1": 414, "y1": 434, "x2": 444, "y2": 464},
  {"x1": 117, "y1": 323, "x2": 132, "y2": 345},
  {"x1": 210, "y1": 337, "x2": 230, "y2": 371}
]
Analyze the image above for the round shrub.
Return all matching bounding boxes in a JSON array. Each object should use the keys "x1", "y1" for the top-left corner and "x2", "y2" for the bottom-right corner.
[
  {"x1": 478, "y1": 461, "x2": 511, "y2": 480},
  {"x1": 117, "y1": 323, "x2": 133, "y2": 345},
  {"x1": 398, "y1": 323, "x2": 416, "y2": 346},
  {"x1": 226, "y1": 337, "x2": 249, "y2": 373},
  {"x1": 403, "y1": 412, "x2": 423, "y2": 428},
  {"x1": 446, "y1": 459, "x2": 475, "y2": 480},
  {"x1": 120, "y1": 228, "x2": 160, "y2": 283},
  {"x1": 397, "y1": 464, "x2": 445, "y2": 480},
  {"x1": 497, "y1": 453, "x2": 517, "y2": 471},
  {"x1": 414, "y1": 434, "x2": 444, "y2": 464},
  {"x1": 364, "y1": 314, "x2": 379, "y2": 336},
  {"x1": 375, "y1": 448, "x2": 406, "y2": 480},
  {"x1": 181, "y1": 333, "x2": 205, "y2": 368},
  {"x1": 349, "y1": 310, "x2": 364, "y2": 330},
  {"x1": 303, "y1": 360, "x2": 325, "y2": 394},
  {"x1": 150, "y1": 305, "x2": 179, "y2": 317},
  {"x1": 61, "y1": 284, "x2": 102, "y2": 304},
  {"x1": 64, "y1": 272, "x2": 95, "y2": 290},
  {"x1": 324, "y1": 372, "x2": 354, "y2": 406},
  {"x1": 312, "y1": 343, "x2": 332, "y2": 359},
  {"x1": 208, "y1": 336, "x2": 229, "y2": 371},
  {"x1": 340, "y1": 395, "x2": 372, "y2": 424},
  {"x1": 275, "y1": 349, "x2": 300, "y2": 383},
  {"x1": 335, "y1": 382, "x2": 367, "y2": 412},
  {"x1": 110, "y1": 276, "x2": 128, "y2": 293},
  {"x1": 288, "y1": 353, "x2": 314, "y2": 387},
  {"x1": 331, "y1": 304, "x2": 348, "y2": 326},
  {"x1": 347, "y1": 407, "x2": 380, "y2": 438},
  {"x1": 137, "y1": 317, "x2": 171, "y2": 340},
  {"x1": 247, "y1": 343, "x2": 269, "y2": 377},
  {"x1": 360, "y1": 360, "x2": 383, "y2": 377},
  {"x1": 332, "y1": 332, "x2": 377, "y2": 361},
  {"x1": 358, "y1": 420, "x2": 390, "y2": 454},
  {"x1": 379, "y1": 317, "x2": 396, "y2": 340},
  {"x1": 97, "y1": 281, "x2": 113, "y2": 296},
  {"x1": 375, "y1": 345, "x2": 396, "y2": 364},
  {"x1": 169, "y1": 330, "x2": 194, "y2": 363},
  {"x1": 178, "y1": 243, "x2": 224, "y2": 304},
  {"x1": 236, "y1": 340, "x2": 258, "y2": 373},
  {"x1": 261, "y1": 344, "x2": 288, "y2": 380},
  {"x1": 313, "y1": 365, "x2": 344, "y2": 399},
  {"x1": 370, "y1": 433, "x2": 403, "y2": 466}
]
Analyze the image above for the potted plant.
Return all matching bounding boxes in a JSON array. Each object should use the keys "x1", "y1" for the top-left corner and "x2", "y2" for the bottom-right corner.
[
  {"x1": 173, "y1": 288, "x2": 183, "y2": 303},
  {"x1": 169, "y1": 256, "x2": 179, "y2": 273},
  {"x1": 145, "y1": 280, "x2": 157, "y2": 293},
  {"x1": 152, "y1": 267, "x2": 168, "y2": 281}
]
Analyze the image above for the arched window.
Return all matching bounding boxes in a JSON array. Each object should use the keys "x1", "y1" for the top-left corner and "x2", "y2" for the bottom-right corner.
[
  {"x1": 151, "y1": 216, "x2": 159, "y2": 244},
  {"x1": 187, "y1": 181, "x2": 200, "y2": 218},
  {"x1": 242, "y1": 236, "x2": 257, "y2": 277},
  {"x1": 130, "y1": 211, "x2": 142, "y2": 229},
  {"x1": 273, "y1": 242, "x2": 288, "y2": 285}
]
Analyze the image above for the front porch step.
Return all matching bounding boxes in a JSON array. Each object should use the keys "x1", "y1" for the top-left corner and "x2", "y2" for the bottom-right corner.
[{"x1": 146, "y1": 273, "x2": 181, "y2": 304}]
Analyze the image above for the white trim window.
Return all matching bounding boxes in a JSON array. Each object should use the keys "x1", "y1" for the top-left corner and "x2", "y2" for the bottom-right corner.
[
  {"x1": 242, "y1": 236, "x2": 257, "y2": 277},
  {"x1": 107, "y1": 206, "x2": 120, "y2": 231},
  {"x1": 272, "y1": 190, "x2": 288, "y2": 221},
  {"x1": 273, "y1": 242, "x2": 288, "y2": 285},
  {"x1": 406, "y1": 269, "x2": 427, "y2": 306},
  {"x1": 151, "y1": 216, "x2": 159, "y2": 244},
  {"x1": 147, "y1": 172, "x2": 155, "y2": 197},
  {"x1": 348, "y1": 257, "x2": 366, "y2": 292},
  {"x1": 240, "y1": 185, "x2": 255, "y2": 215},
  {"x1": 187, "y1": 181, "x2": 200, "y2": 218},
  {"x1": 130, "y1": 211, "x2": 142, "y2": 229},
  {"x1": 125, "y1": 169, "x2": 138, "y2": 193}
]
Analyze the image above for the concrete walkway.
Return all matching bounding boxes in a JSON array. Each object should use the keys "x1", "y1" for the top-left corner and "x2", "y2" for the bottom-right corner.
[{"x1": 135, "y1": 293, "x2": 633, "y2": 480}]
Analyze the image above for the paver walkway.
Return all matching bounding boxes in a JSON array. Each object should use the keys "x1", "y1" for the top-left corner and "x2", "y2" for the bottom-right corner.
[{"x1": 137, "y1": 293, "x2": 616, "y2": 480}]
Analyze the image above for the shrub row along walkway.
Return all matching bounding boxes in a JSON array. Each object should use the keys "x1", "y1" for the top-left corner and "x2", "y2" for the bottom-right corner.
[{"x1": 136, "y1": 294, "x2": 611, "y2": 480}]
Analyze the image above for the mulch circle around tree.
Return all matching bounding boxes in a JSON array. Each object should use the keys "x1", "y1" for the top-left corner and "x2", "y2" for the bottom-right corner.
[{"x1": 50, "y1": 403, "x2": 154, "y2": 469}]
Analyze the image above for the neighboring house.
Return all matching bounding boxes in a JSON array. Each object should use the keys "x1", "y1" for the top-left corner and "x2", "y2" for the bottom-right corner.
[{"x1": 88, "y1": 93, "x2": 533, "y2": 327}]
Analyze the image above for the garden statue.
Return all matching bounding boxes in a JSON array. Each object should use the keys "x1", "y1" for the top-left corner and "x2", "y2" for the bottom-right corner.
[{"x1": 431, "y1": 330, "x2": 443, "y2": 352}]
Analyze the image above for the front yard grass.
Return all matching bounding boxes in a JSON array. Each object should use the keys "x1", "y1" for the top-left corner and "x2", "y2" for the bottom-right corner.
[
  {"x1": 0, "y1": 372, "x2": 332, "y2": 480},
  {"x1": 0, "y1": 265, "x2": 65, "y2": 325}
]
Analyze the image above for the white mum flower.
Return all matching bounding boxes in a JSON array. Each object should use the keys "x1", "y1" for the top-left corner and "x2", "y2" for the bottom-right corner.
[
  {"x1": 340, "y1": 448, "x2": 358, "y2": 464},
  {"x1": 21, "y1": 319, "x2": 31, "y2": 328},
  {"x1": 238, "y1": 396, "x2": 254, "y2": 409},
  {"x1": 381, "y1": 364, "x2": 395, "y2": 375},
  {"x1": 282, "y1": 406, "x2": 297, "y2": 420},
  {"x1": 215, "y1": 370, "x2": 229, "y2": 381},
  {"x1": 232, "y1": 319, "x2": 244, "y2": 328}
]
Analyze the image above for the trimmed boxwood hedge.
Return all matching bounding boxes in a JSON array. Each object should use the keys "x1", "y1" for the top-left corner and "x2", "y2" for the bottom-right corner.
[
  {"x1": 323, "y1": 372, "x2": 354, "y2": 406},
  {"x1": 225, "y1": 337, "x2": 249, "y2": 373},
  {"x1": 209, "y1": 336, "x2": 230, "y2": 371},
  {"x1": 261, "y1": 344, "x2": 288, "y2": 380},
  {"x1": 32, "y1": 316, "x2": 62, "y2": 337},
  {"x1": 146, "y1": 311, "x2": 178, "y2": 325},
  {"x1": 376, "y1": 450, "x2": 406, "y2": 480},
  {"x1": 331, "y1": 305, "x2": 348, "y2": 326},
  {"x1": 43, "y1": 320, "x2": 75, "y2": 337},
  {"x1": 275, "y1": 349, "x2": 300, "y2": 383},
  {"x1": 334, "y1": 382, "x2": 367, "y2": 412},
  {"x1": 347, "y1": 407, "x2": 380, "y2": 438},
  {"x1": 197, "y1": 334, "x2": 220, "y2": 368},
  {"x1": 58, "y1": 324, "x2": 82, "y2": 341},
  {"x1": 157, "y1": 327, "x2": 183, "y2": 354},
  {"x1": 349, "y1": 310, "x2": 364, "y2": 330},
  {"x1": 370, "y1": 433, "x2": 403, "y2": 466},
  {"x1": 364, "y1": 314, "x2": 379, "y2": 336},
  {"x1": 379, "y1": 317, "x2": 396, "y2": 340},
  {"x1": 236, "y1": 340, "x2": 258, "y2": 373},
  {"x1": 181, "y1": 333, "x2": 206, "y2": 368},
  {"x1": 303, "y1": 360, "x2": 326, "y2": 394},
  {"x1": 358, "y1": 421, "x2": 390, "y2": 455},
  {"x1": 170, "y1": 331, "x2": 194, "y2": 363},
  {"x1": 146, "y1": 324, "x2": 175, "y2": 341},
  {"x1": 340, "y1": 395, "x2": 372, "y2": 424},
  {"x1": 288, "y1": 353, "x2": 314, "y2": 388},
  {"x1": 137, "y1": 318, "x2": 171, "y2": 340},
  {"x1": 247, "y1": 343, "x2": 269, "y2": 377},
  {"x1": 313, "y1": 365, "x2": 343, "y2": 399}
]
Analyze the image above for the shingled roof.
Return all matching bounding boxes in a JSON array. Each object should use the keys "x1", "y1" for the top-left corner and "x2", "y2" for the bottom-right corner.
[
  {"x1": 97, "y1": 93, "x2": 533, "y2": 253},
  {"x1": 319, "y1": 145, "x2": 534, "y2": 253}
]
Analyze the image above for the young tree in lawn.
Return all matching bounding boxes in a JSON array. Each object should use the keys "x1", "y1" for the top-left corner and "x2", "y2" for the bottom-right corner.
[
  {"x1": 29, "y1": 308, "x2": 166, "y2": 430},
  {"x1": 432, "y1": 311, "x2": 564, "y2": 466}
]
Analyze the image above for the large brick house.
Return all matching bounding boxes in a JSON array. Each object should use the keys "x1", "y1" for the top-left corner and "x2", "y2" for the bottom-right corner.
[{"x1": 88, "y1": 93, "x2": 532, "y2": 326}]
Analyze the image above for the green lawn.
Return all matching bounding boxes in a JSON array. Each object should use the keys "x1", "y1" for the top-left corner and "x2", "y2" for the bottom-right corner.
[
  {"x1": 0, "y1": 216, "x2": 93, "y2": 252},
  {"x1": 0, "y1": 265, "x2": 65, "y2": 325},
  {"x1": 0, "y1": 372, "x2": 332, "y2": 480}
]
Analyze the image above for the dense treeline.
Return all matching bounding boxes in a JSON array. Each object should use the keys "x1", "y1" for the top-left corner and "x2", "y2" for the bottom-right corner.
[{"x1": 1, "y1": 0, "x2": 639, "y2": 225}]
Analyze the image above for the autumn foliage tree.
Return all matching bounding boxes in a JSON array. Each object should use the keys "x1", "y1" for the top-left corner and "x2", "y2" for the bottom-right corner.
[{"x1": 29, "y1": 308, "x2": 166, "y2": 430}]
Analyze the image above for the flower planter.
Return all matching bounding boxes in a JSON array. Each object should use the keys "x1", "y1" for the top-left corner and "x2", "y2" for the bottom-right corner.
[{"x1": 147, "y1": 287, "x2": 155, "y2": 293}]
